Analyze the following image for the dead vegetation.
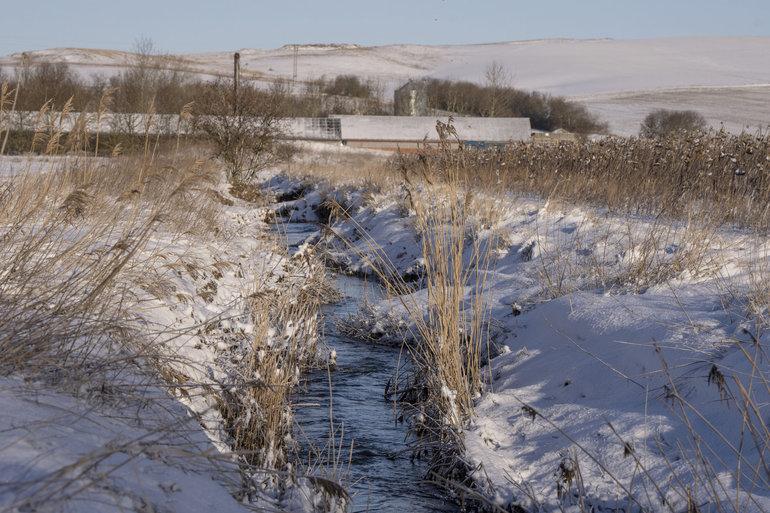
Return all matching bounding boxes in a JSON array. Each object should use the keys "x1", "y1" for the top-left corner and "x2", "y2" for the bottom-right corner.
[
  {"x1": 287, "y1": 144, "x2": 396, "y2": 191},
  {"x1": 423, "y1": 68, "x2": 608, "y2": 134},
  {"x1": 0, "y1": 131, "x2": 222, "y2": 381},
  {"x1": 395, "y1": 130, "x2": 770, "y2": 231},
  {"x1": 289, "y1": 118, "x2": 770, "y2": 511},
  {"x1": 0, "y1": 132, "x2": 233, "y2": 510},
  {"x1": 195, "y1": 79, "x2": 292, "y2": 183},
  {"x1": 0, "y1": 84, "x2": 345, "y2": 511},
  {"x1": 283, "y1": 126, "x2": 770, "y2": 234},
  {"x1": 216, "y1": 248, "x2": 329, "y2": 488}
]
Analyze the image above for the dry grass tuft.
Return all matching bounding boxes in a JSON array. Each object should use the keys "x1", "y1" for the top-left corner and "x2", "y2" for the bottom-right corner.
[{"x1": 287, "y1": 143, "x2": 398, "y2": 192}]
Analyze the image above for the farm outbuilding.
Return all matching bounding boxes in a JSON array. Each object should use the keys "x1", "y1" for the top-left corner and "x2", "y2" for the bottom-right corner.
[
  {"x1": 333, "y1": 115, "x2": 532, "y2": 150},
  {"x1": 394, "y1": 80, "x2": 430, "y2": 116},
  {"x1": 7, "y1": 110, "x2": 532, "y2": 152},
  {"x1": 281, "y1": 115, "x2": 531, "y2": 149}
]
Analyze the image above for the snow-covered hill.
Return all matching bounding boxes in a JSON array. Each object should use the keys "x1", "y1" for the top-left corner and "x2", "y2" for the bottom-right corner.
[{"x1": 3, "y1": 37, "x2": 770, "y2": 135}]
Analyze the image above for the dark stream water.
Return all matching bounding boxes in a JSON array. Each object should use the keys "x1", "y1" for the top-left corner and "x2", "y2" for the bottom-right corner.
[{"x1": 273, "y1": 222, "x2": 457, "y2": 513}]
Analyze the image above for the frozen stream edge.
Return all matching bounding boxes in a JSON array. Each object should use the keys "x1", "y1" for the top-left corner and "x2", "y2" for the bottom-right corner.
[{"x1": 274, "y1": 221, "x2": 459, "y2": 513}]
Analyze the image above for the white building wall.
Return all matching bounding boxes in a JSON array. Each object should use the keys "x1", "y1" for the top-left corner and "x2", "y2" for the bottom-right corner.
[
  {"x1": 334, "y1": 115, "x2": 531, "y2": 142},
  {"x1": 5, "y1": 112, "x2": 531, "y2": 143}
]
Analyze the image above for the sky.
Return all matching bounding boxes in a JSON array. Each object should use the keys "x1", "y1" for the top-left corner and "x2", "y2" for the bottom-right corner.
[{"x1": 1, "y1": 0, "x2": 769, "y2": 55}]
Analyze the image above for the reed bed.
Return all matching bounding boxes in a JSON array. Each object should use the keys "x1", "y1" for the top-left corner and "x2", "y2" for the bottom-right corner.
[
  {"x1": 218, "y1": 250, "x2": 325, "y2": 472},
  {"x1": 292, "y1": 130, "x2": 770, "y2": 233},
  {"x1": 0, "y1": 83, "x2": 346, "y2": 511},
  {"x1": 288, "y1": 143, "x2": 398, "y2": 192},
  {"x1": 0, "y1": 118, "x2": 220, "y2": 380},
  {"x1": 399, "y1": 130, "x2": 770, "y2": 230},
  {"x1": 0, "y1": 139, "x2": 235, "y2": 510}
]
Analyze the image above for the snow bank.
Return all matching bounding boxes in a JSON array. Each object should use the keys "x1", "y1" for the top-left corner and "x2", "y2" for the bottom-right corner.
[
  {"x1": 0, "y1": 162, "x2": 330, "y2": 512},
  {"x1": 269, "y1": 170, "x2": 770, "y2": 512},
  {"x1": 0, "y1": 376, "x2": 249, "y2": 513}
]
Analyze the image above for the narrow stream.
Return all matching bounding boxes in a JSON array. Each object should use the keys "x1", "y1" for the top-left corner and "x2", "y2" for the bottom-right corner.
[{"x1": 274, "y1": 222, "x2": 458, "y2": 513}]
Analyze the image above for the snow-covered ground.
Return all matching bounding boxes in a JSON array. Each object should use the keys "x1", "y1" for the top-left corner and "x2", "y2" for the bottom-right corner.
[
  {"x1": 0, "y1": 155, "x2": 110, "y2": 176},
  {"x1": 579, "y1": 85, "x2": 770, "y2": 136},
  {"x1": 0, "y1": 375, "x2": 251, "y2": 513},
  {"x1": 3, "y1": 37, "x2": 770, "y2": 135},
  {"x1": 4, "y1": 143, "x2": 770, "y2": 511},
  {"x1": 266, "y1": 167, "x2": 770, "y2": 512},
  {"x1": 0, "y1": 156, "x2": 332, "y2": 513}
]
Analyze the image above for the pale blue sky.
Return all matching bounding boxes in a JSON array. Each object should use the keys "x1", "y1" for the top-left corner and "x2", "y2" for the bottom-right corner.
[{"x1": 1, "y1": 0, "x2": 769, "y2": 55}]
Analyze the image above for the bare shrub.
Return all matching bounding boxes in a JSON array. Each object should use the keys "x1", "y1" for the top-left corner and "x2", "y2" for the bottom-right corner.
[
  {"x1": 196, "y1": 79, "x2": 287, "y2": 183},
  {"x1": 640, "y1": 109, "x2": 707, "y2": 138},
  {"x1": 322, "y1": 74, "x2": 378, "y2": 99},
  {"x1": 14, "y1": 61, "x2": 94, "y2": 111},
  {"x1": 109, "y1": 37, "x2": 195, "y2": 134},
  {"x1": 483, "y1": 61, "x2": 511, "y2": 117}
]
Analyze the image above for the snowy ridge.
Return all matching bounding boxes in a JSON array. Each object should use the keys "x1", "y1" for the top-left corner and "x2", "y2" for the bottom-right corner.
[{"x1": 5, "y1": 38, "x2": 770, "y2": 97}]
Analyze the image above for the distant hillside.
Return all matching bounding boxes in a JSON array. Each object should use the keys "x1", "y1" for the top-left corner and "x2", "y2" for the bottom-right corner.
[{"x1": 2, "y1": 37, "x2": 770, "y2": 135}]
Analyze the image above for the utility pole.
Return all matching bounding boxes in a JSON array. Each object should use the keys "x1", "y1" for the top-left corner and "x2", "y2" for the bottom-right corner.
[
  {"x1": 233, "y1": 52, "x2": 241, "y2": 114},
  {"x1": 292, "y1": 45, "x2": 298, "y2": 90}
]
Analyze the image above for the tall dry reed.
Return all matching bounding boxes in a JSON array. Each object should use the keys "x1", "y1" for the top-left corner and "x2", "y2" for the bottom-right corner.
[{"x1": 401, "y1": 131, "x2": 770, "y2": 230}]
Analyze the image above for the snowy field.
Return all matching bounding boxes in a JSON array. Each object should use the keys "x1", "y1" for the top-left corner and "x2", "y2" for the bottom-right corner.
[
  {"x1": 2, "y1": 129, "x2": 770, "y2": 511},
  {"x1": 580, "y1": 86, "x2": 770, "y2": 136},
  {"x1": 3, "y1": 37, "x2": 770, "y2": 135}
]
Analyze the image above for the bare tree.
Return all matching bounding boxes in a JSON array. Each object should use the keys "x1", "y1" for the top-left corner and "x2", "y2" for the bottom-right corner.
[
  {"x1": 109, "y1": 37, "x2": 193, "y2": 134},
  {"x1": 483, "y1": 61, "x2": 510, "y2": 117}
]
